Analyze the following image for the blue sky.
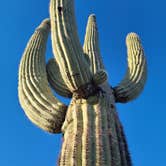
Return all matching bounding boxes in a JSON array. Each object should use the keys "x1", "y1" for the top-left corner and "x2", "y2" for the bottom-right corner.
[{"x1": 0, "y1": 0, "x2": 165, "y2": 165}]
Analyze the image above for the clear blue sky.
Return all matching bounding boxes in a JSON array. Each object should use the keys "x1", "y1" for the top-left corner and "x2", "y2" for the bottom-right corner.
[{"x1": 0, "y1": 0, "x2": 165, "y2": 165}]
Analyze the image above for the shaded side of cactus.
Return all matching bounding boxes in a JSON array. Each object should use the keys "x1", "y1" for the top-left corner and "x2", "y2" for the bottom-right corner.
[
  {"x1": 18, "y1": 0, "x2": 147, "y2": 165},
  {"x1": 46, "y1": 58, "x2": 72, "y2": 98}
]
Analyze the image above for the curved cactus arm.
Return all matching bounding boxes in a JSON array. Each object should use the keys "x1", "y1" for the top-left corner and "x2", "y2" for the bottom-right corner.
[
  {"x1": 18, "y1": 19, "x2": 67, "y2": 133},
  {"x1": 113, "y1": 33, "x2": 147, "y2": 103},
  {"x1": 50, "y1": 0, "x2": 91, "y2": 92},
  {"x1": 46, "y1": 58, "x2": 72, "y2": 98},
  {"x1": 83, "y1": 14, "x2": 105, "y2": 74}
]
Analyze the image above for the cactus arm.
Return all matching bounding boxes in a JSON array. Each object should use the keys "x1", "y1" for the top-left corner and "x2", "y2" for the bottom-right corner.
[
  {"x1": 83, "y1": 14, "x2": 108, "y2": 87},
  {"x1": 50, "y1": 0, "x2": 91, "y2": 91},
  {"x1": 83, "y1": 14, "x2": 105, "y2": 74},
  {"x1": 18, "y1": 19, "x2": 67, "y2": 133},
  {"x1": 113, "y1": 33, "x2": 147, "y2": 103},
  {"x1": 46, "y1": 58, "x2": 72, "y2": 98}
]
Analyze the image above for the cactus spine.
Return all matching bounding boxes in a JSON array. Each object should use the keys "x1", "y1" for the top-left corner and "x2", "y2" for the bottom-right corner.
[{"x1": 18, "y1": 0, "x2": 147, "y2": 165}]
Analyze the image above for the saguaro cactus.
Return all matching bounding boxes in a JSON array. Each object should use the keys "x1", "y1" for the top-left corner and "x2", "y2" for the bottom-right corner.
[{"x1": 18, "y1": 0, "x2": 147, "y2": 165}]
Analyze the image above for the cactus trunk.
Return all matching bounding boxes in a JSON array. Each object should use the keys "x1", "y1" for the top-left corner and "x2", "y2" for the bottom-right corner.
[{"x1": 59, "y1": 86, "x2": 131, "y2": 166}]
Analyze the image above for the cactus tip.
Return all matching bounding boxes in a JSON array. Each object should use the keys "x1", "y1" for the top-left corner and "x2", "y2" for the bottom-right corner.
[
  {"x1": 42, "y1": 18, "x2": 50, "y2": 24},
  {"x1": 126, "y1": 32, "x2": 141, "y2": 46},
  {"x1": 37, "y1": 18, "x2": 50, "y2": 31},
  {"x1": 88, "y1": 14, "x2": 96, "y2": 21},
  {"x1": 126, "y1": 32, "x2": 140, "y2": 40}
]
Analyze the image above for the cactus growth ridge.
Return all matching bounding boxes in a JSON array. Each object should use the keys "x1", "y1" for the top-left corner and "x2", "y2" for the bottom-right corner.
[{"x1": 18, "y1": 0, "x2": 147, "y2": 165}]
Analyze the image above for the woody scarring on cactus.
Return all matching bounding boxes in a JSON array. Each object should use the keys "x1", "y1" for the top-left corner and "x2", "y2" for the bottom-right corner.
[{"x1": 18, "y1": 0, "x2": 147, "y2": 165}]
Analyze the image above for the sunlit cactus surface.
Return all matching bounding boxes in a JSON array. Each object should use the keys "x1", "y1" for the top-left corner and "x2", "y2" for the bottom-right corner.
[{"x1": 18, "y1": 0, "x2": 147, "y2": 165}]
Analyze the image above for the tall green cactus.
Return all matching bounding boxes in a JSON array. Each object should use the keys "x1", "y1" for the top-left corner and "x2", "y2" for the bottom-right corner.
[{"x1": 18, "y1": 0, "x2": 147, "y2": 165}]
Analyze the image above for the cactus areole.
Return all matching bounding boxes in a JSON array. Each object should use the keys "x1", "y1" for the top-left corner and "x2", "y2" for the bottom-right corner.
[{"x1": 18, "y1": 0, "x2": 147, "y2": 165}]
